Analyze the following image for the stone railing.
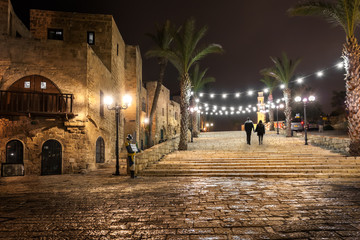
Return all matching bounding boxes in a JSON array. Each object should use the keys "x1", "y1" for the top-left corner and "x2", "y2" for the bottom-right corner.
[
  {"x1": 135, "y1": 136, "x2": 180, "y2": 174},
  {"x1": 308, "y1": 135, "x2": 350, "y2": 154}
]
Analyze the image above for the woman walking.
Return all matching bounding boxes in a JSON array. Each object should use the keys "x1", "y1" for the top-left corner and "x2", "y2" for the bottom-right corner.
[{"x1": 255, "y1": 120, "x2": 265, "y2": 145}]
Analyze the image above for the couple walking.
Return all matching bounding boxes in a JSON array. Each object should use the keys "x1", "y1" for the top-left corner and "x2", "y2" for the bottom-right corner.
[{"x1": 244, "y1": 117, "x2": 265, "y2": 145}]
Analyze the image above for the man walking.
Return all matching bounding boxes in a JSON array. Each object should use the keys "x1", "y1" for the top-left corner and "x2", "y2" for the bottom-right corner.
[{"x1": 244, "y1": 117, "x2": 255, "y2": 145}]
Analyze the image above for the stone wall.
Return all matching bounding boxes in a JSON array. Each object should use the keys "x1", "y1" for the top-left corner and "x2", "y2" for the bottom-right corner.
[
  {"x1": 30, "y1": 9, "x2": 114, "y2": 70},
  {"x1": 0, "y1": 0, "x2": 30, "y2": 38},
  {"x1": 124, "y1": 45, "x2": 143, "y2": 143},
  {"x1": 135, "y1": 136, "x2": 180, "y2": 174},
  {"x1": 309, "y1": 135, "x2": 350, "y2": 154}
]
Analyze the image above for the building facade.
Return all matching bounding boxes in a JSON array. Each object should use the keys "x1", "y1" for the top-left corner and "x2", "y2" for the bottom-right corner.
[{"x1": 0, "y1": 0, "x2": 180, "y2": 176}]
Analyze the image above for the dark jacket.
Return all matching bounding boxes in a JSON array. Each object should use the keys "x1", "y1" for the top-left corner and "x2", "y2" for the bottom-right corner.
[
  {"x1": 255, "y1": 123, "x2": 265, "y2": 136},
  {"x1": 244, "y1": 120, "x2": 254, "y2": 133}
]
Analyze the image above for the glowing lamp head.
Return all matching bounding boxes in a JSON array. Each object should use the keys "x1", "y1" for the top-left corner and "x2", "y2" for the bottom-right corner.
[
  {"x1": 104, "y1": 96, "x2": 114, "y2": 106},
  {"x1": 280, "y1": 84, "x2": 285, "y2": 89},
  {"x1": 248, "y1": 90, "x2": 253, "y2": 96},
  {"x1": 206, "y1": 123, "x2": 210, "y2": 127},
  {"x1": 297, "y1": 78, "x2": 303, "y2": 84},
  {"x1": 279, "y1": 104, "x2": 284, "y2": 109},
  {"x1": 264, "y1": 88, "x2": 269, "y2": 93},
  {"x1": 309, "y1": 96, "x2": 316, "y2": 102},
  {"x1": 144, "y1": 118, "x2": 149, "y2": 124},
  {"x1": 195, "y1": 98, "x2": 200, "y2": 103},
  {"x1": 295, "y1": 96, "x2": 302, "y2": 102},
  {"x1": 122, "y1": 94, "x2": 132, "y2": 107}
]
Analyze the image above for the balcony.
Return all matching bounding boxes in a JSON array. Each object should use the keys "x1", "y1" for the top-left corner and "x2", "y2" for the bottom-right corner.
[{"x1": 0, "y1": 90, "x2": 74, "y2": 118}]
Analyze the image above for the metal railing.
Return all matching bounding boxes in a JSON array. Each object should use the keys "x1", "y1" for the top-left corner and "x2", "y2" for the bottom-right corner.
[{"x1": 0, "y1": 90, "x2": 73, "y2": 116}]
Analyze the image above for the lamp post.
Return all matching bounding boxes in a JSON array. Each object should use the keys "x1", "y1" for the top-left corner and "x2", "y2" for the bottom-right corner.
[
  {"x1": 104, "y1": 94, "x2": 132, "y2": 175},
  {"x1": 295, "y1": 95, "x2": 315, "y2": 145},
  {"x1": 276, "y1": 104, "x2": 284, "y2": 135}
]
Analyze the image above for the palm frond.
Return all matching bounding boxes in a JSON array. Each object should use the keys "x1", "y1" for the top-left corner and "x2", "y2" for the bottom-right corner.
[
  {"x1": 190, "y1": 64, "x2": 215, "y2": 92},
  {"x1": 288, "y1": 0, "x2": 360, "y2": 38},
  {"x1": 188, "y1": 44, "x2": 223, "y2": 71}
]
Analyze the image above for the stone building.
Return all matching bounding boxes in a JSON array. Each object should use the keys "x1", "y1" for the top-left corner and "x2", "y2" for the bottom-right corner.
[
  {"x1": 146, "y1": 82, "x2": 180, "y2": 145},
  {"x1": 0, "y1": 0, "x2": 138, "y2": 176},
  {"x1": 0, "y1": 0, "x2": 181, "y2": 177}
]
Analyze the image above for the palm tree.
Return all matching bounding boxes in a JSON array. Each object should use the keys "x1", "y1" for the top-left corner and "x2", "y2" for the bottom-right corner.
[
  {"x1": 190, "y1": 64, "x2": 215, "y2": 137},
  {"x1": 289, "y1": 0, "x2": 360, "y2": 155},
  {"x1": 260, "y1": 75, "x2": 277, "y2": 131},
  {"x1": 145, "y1": 20, "x2": 176, "y2": 147},
  {"x1": 147, "y1": 18, "x2": 223, "y2": 150},
  {"x1": 262, "y1": 53, "x2": 301, "y2": 137}
]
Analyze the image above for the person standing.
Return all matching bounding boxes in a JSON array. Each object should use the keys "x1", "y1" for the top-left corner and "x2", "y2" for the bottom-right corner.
[
  {"x1": 125, "y1": 134, "x2": 140, "y2": 178},
  {"x1": 255, "y1": 120, "x2": 265, "y2": 145},
  {"x1": 244, "y1": 117, "x2": 255, "y2": 145}
]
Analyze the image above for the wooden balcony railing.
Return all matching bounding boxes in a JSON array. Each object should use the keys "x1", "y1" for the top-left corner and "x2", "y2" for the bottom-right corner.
[{"x1": 0, "y1": 90, "x2": 74, "y2": 117}]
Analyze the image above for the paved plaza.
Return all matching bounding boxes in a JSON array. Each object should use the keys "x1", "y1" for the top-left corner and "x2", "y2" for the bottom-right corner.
[{"x1": 1, "y1": 132, "x2": 360, "y2": 239}]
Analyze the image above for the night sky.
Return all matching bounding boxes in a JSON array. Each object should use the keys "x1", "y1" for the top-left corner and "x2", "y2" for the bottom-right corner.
[{"x1": 11, "y1": 0, "x2": 347, "y2": 130}]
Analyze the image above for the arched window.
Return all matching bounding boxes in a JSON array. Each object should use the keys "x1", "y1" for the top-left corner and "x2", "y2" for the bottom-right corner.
[
  {"x1": 96, "y1": 137, "x2": 105, "y2": 163},
  {"x1": 6, "y1": 140, "x2": 23, "y2": 164}
]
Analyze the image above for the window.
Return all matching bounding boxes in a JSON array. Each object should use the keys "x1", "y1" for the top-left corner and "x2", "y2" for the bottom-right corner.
[
  {"x1": 96, "y1": 137, "x2": 105, "y2": 163},
  {"x1": 141, "y1": 97, "x2": 146, "y2": 112},
  {"x1": 87, "y1": 31, "x2": 95, "y2": 45},
  {"x1": 48, "y1": 28, "x2": 63, "y2": 40},
  {"x1": 40, "y1": 82, "x2": 47, "y2": 89},
  {"x1": 24, "y1": 81, "x2": 30, "y2": 88},
  {"x1": 100, "y1": 91, "x2": 104, "y2": 117},
  {"x1": 6, "y1": 140, "x2": 23, "y2": 164},
  {"x1": 9, "y1": 12, "x2": 13, "y2": 35}
]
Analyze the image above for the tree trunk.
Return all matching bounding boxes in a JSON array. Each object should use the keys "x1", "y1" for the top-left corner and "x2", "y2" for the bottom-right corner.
[
  {"x1": 343, "y1": 36, "x2": 360, "y2": 156},
  {"x1": 178, "y1": 72, "x2": 191, "y2": 150},
  {"x1": 147, "y1": 59, "x2": 167, "y2": 147},
  {"x1": 190, "y1": 96, "x2": 199, "y2": 138},
  {"x1": 283, "y1": 88, "x2": 292, "y2": 137},
  {"x1": 268, "y1": 93, "x2": 275, "y2": 131}
]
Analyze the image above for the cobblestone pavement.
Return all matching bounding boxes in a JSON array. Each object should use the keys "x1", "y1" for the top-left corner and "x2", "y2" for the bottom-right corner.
[{"x1": 1, "y1": 132, "x2": 360, "y2": 240}]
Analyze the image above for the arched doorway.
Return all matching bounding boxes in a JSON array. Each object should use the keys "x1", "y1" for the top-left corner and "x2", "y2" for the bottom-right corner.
[
  {"x1": 96, "y1": 137, "x2": 105, "y2": 163},
  {"x1": 6, "y1": 140, "x2": 23, "y2": 164},
  {"x1": 41, "y1": 140, "x2": 62, "y2": 175}
]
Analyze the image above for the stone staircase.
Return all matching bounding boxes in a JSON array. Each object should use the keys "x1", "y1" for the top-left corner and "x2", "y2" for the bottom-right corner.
[{"x1": 140, "y1": 132, "x2": 360, "y2": 178}]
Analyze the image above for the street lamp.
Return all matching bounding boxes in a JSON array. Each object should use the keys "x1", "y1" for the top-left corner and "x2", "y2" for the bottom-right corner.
[
  {"x1": 295, "y1": 95, "x2": 315, "y2": 145},
  {"x1": 276, "y1": 104, "x2": 284, "y2": 135},
  {"x1": 104, "y1": 94, "x2": 132, "y2": 175}
]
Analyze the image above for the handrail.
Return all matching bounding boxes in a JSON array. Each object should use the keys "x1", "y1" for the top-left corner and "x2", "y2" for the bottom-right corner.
[{"x1": 0, "y1": 90, "x2": 73, "y2": 115}]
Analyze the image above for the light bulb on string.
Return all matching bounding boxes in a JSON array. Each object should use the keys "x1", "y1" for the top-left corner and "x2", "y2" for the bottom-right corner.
[
  {"x1": 222, "y1": 94, "x2": 227, "y2": 99},
  {"x1": 316, "y1": 71, "x2": 324, "y2": 77},
  {"x1": 235, "y1": 93, "x2": 240, "y2": 98},
  {"x1": 280, "y1": 84, "x2": 285, "y2": 89},
  {"x1": 248, "y1": 90, "x2": 253, "y2": 96},
  {"x1": 199, "y1": 93, "x2": 204, "y2": 97},
  {"x1": 264, "y1": 88, "x2": 269, "y2": 93},
  {"x1": 336, "y1": 62, "x2": 344, "y2": 69},
  {"x1": 296, "y1": 78, "x2": 303, "y2": 84}
]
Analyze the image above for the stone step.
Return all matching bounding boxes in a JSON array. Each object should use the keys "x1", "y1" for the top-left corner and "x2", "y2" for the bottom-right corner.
[
  {"x1": 140, "y1": 172, "x2": 360, "y2": 178},
  {"x1": 142, "y1": 168, "x2": 360, "y2": 174},
  {"x1": 151, "y1": 164, "x2": 360, "y2": 169},
  {"x1": 159, "y1": 160, "x2": 360, "y2": 165}
]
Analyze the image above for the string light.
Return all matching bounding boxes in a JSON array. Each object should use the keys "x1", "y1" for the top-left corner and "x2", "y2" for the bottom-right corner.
[
  {"x1": 316, "y1": 71, "x2": 324, "y2": 77},
  {"x1": 190, "y1": 60, "x2": 343, "y2": 98}
]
